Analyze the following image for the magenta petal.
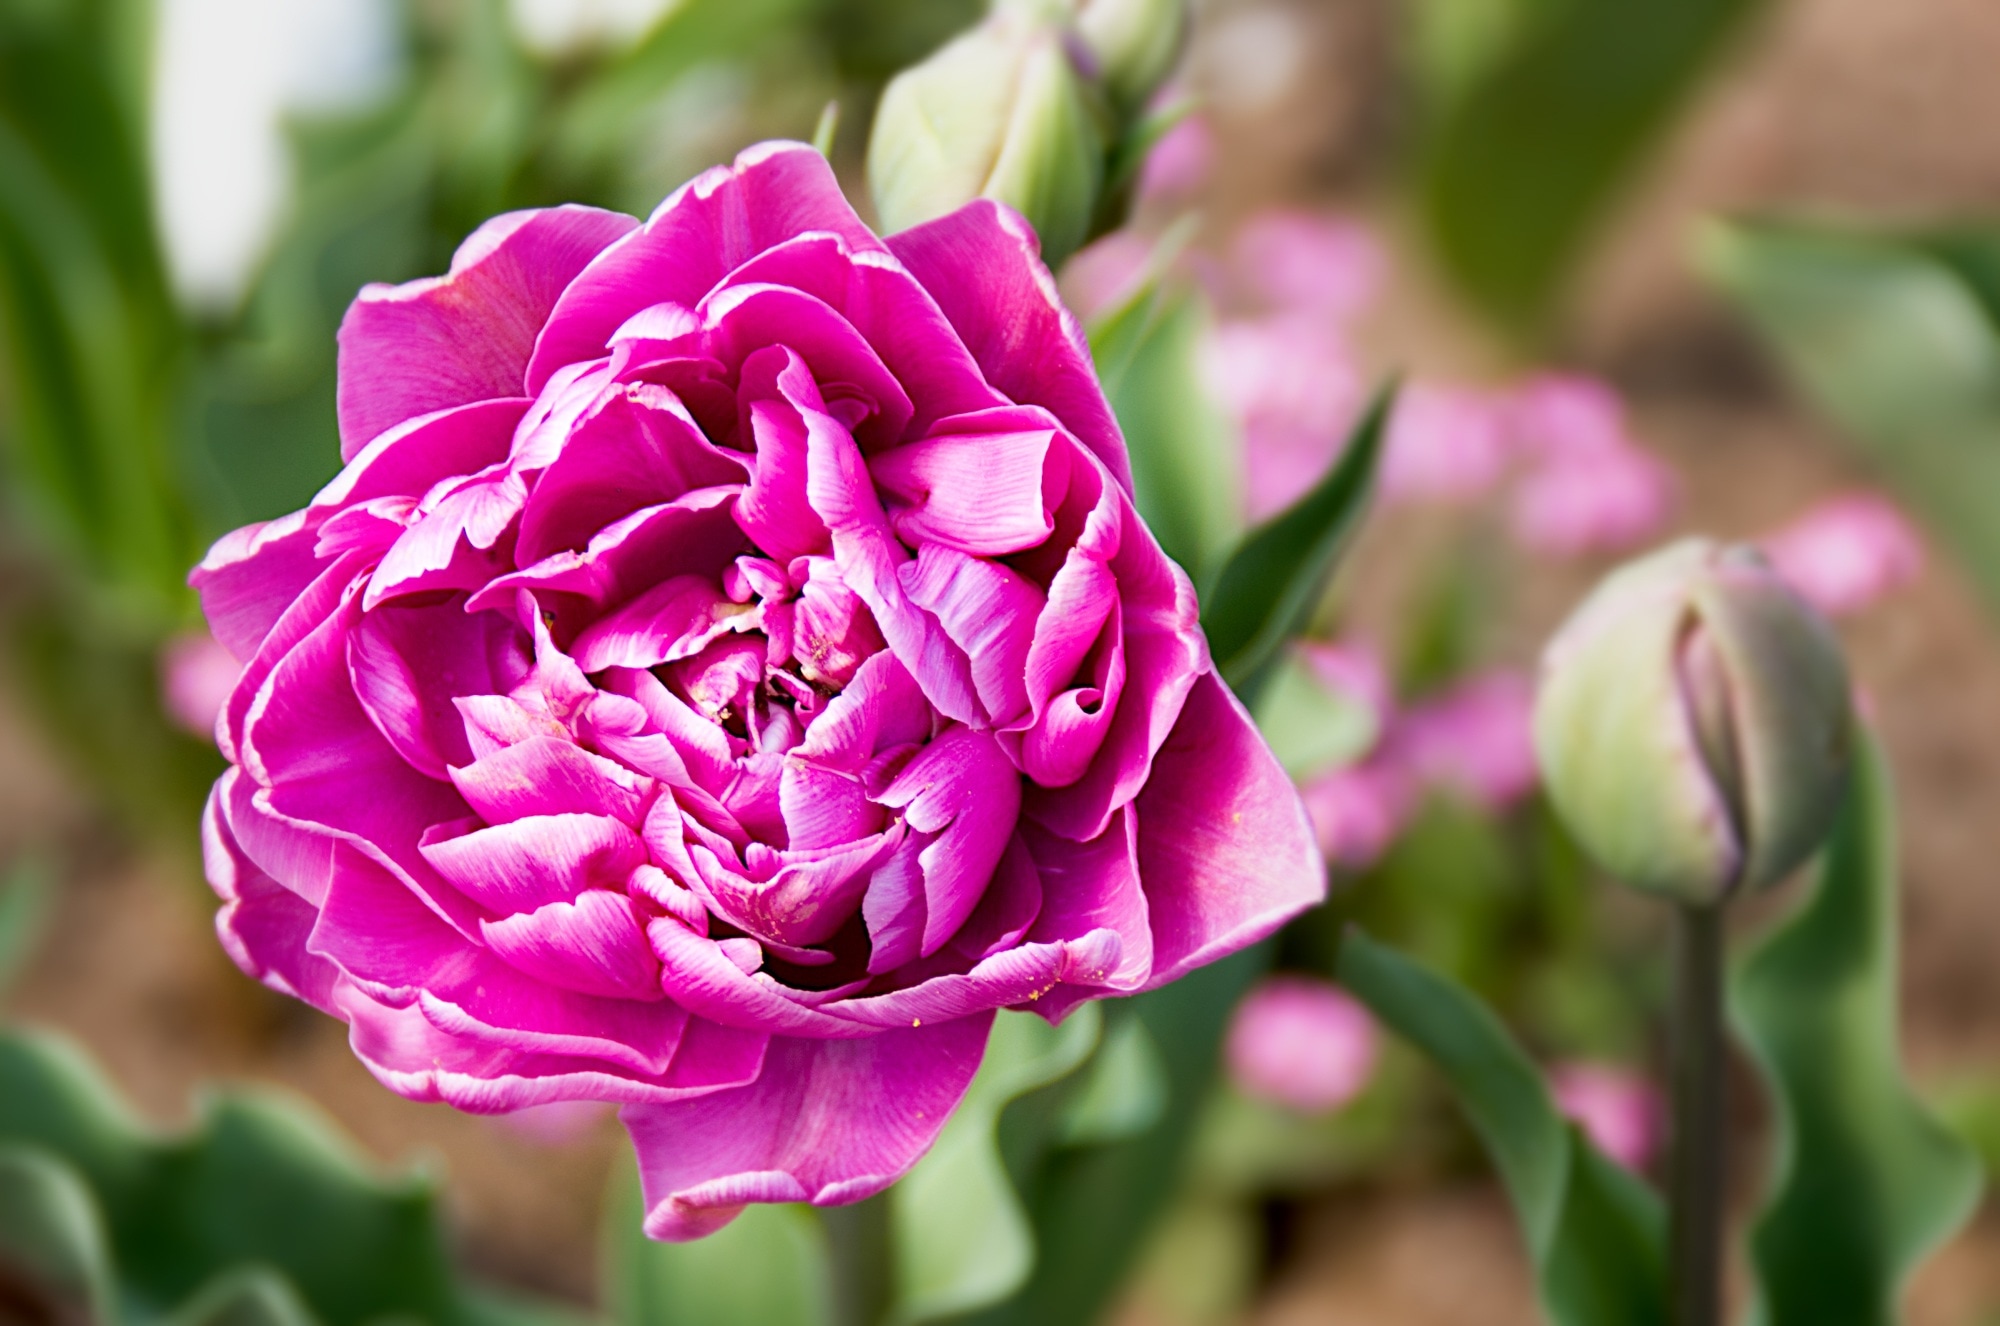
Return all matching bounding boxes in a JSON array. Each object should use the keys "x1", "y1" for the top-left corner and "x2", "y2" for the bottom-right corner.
[
  {"x1": 701, "y1": 284, "x2": 915, "y2": 449},
  {"x1": 528, "y1": 142, "x2": 883, "y2": 391},
  {"x1": 886, "y1": 200, "x2": 1134, "y2": 494},
  {"x1": 1134, "y1": 672, "x2": 1326, "y2": 989},
  {"x1": 647, "y1": 918, "x2": 874, "y2": 1038},
  {"x1": 876, "y1": 726, "x2": 1021, "y2": 956},
  {"x1": 1021, "y1": 807, "x2": 1152, "y2": 989},
  {"x1": 570, "y1": 574, "x2": 755, "y2": 672},
  {"x1": 479, "y1": 890, "x2": 665, "y2": 1001},
  {"x1": 314, "y1": 398, "x2": 529, "y2": 513},
  {"x1": 870, "y1": 420, "x2": 1064, "y2": 556},
  {"x1": 347, "y1": 599, "x2": 532, "y2": 779},
  {"x1": 830, "y1": 929, "x2": 1123, "y2": 1030},
  {"x1": 418, "y1": 813, "x2": 646, "y2": 914},
  {"x1": 450, "y1": 736, "x2": 655, "y2": 827},
  {"x1": 337, "y1": 205, "x2": 638, "y2": 456},
  {"x1": 897, "y1": 545, "x2": 1043, "y2": 727},
  {"x1": 206, "y1": 781, "x2": 340, "y2": 1012},
  {"x1": 621, "y1": 1015, "x2": 994, "y2": 1240},
  {"x1": 191, "y1": 512, "x2": 324, "y2": 663}
]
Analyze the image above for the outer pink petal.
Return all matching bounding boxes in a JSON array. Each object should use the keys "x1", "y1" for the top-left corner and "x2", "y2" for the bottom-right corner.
[
  {"x1": 885, "y1": 200, "x2": 1134, "y2": 494},
  {"x1": 190, "y1": 511, "x2": 323, "y2": 663},
  {"x1": 528, "y1": 142, "x2": 882, "y2": 391},
  {"x1": 621, "y1": 1014, "x2": 994, "y2": 1240},
  {"x1": 1134, "y1": 672, "x2": 1325, "y2": 989},
  {"x1": 337, "y1": 205, "x2": 638, "y2": 457},
  {"x1": 205, "y1": 778, "x2": 340, "y2": 1013}
]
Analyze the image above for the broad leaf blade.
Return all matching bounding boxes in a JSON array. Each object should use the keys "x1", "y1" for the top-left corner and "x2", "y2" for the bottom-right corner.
[
  {"x1": 0, "y1": 1145, "x2": 118, "y2": 1326},
  {"x1": 1088, "y1": 276, "x2": 1243, "y2": 582},
  {"x1": 605, "y1": 1166, "x2": 831, "y2": 1326},
  {"x1": 1734, "y1": 734, "x2": 1983, "y2": 1326},
  {"x1": 1336, "y1": 929, "x2": 1666, "y2": 1325},
  {"x1": 1200, "y1": 384, "x2": 1392, "y2": 696},
  {"x1": 1417, "y1": 0, "x2": 1769, "y2": 328},
  {"x1": 1701, "y1": 219, "x2": 2000, "y2": 611},
  {"x1": 890, "y1": 1006, "x2": 1101, "y2": 1323}
]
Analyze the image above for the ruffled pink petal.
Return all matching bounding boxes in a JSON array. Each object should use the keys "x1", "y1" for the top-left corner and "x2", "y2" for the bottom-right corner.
[
  {"x1": 206, "y1": 779, "x2": 340, "y2": 1013},
  {"x1": 450, "y1": 735, "x2": 655, "y2": 827},
  {"x1": 875, "y1": 726, "x2": 1020, "y2": 956},
  {"x1": 699, "y1": 283, "x2": 914, "y2": 450},
  {"x1": 314, "y1": 398, "x2": 529, "y2": 513},
  {"x1": 337, "y1": 205, "x2": 638, "y2": 457},
  {"x1": 870, "y1": 414, "x2": 1066, "y2": 555},
  {"x1": 570, "y1": 574, "x2": 757, "y2": 672},
  {"x1": 898, "y1": 544, "x2": 1043, "y2": 727},
  {"x1": 1020, "y1": 808, "x2": 1152, "y2": 989},
  {"x1": 419, "y1": 812, "x2": 646, "y2": 914},
  {"x1": 479, "y1": 890, "x2": 665, "y2": 1001},
  {"x1": 886, "y1": 200, "x2": 1134, "y2": 494},
  {"x1": 621, "y1": 1014, "x2": 994, "y2": 1240},
  {"x1": 1133, "y1": 672, "x2": 1325, "y2": 989},
  {"x1": 347, "y1": 599, "x2": 532, "y2": 779},
  {"x1": 190, "y1": 511, "x2": 324, "y2": 663},
  {"x1": 528, "y1": 142, "x2": 882, "y2": 391}
]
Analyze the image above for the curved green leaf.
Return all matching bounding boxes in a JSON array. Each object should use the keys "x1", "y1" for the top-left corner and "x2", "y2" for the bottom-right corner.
[
  {"x1": 1087, "y1": 277, "x2": 1242, "y2": 582},
  {"x1": 1336, "y1": 929, "x2": 1665, "y2": 1326},
  {"x1": 1417, "y1": 0, "x2": 1768, "y2": 328},
  {"x1": 1200, "y1": 384, "x2": 1392, "y2": 699},
  {"x1": 0, "y1": 1027, "x2": 565, "y2": 1326},
  {"x1": 171, "y1": 1268, "x2": 320, "y2": 1326},
  {"x1": 1057, "y1": 1012, "x2": 1165, "y2": 1147},
  {"x1": 1734, "y1": 734, "x2": 1983, "y2": 1326},
  {"x1": 1701, "y1": 220, "x2": 2000, "y2": 611},
  {"x1": 0, "y1": 1144, "x2": 117, "y2": 1326},
  {"x1": 889, "y1": 1005, "x2": 1101, "y2": 1324},
  {"x1": 605, "y1": 1168, "x2": 830, "y2": 1326}
]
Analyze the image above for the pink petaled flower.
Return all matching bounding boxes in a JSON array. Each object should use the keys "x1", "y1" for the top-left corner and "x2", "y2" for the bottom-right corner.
[
  {"x1": 161, "y1": 630, "x2": 246, "y2": 740},
  {"x1": 1300, "y1": 758, "x2": 1415, "y2": 870},
  {"x1": 1225, "y1": 975, "x2": 1378, "y2": 1114},
  {"x1": 1758, "y1": 493, "x2": 1923, "y2": 618},
  {"x1": 1379, "y1": 384, "x2": 1512, "y2": 507},
  {"x1": 1506, "y1": 373, "x2": 1674, "y2": 556},
  {"x1": 1228, "y1": 211, "x2": 1385, "y2": 322},
  {"x1": 191, "y1": 143, "x2": 1323, "y2": 1242},
  {"x1": 1137, "y1": 113, "x2": 1214, "y2": 205},
  {"x1": 1392, "y1": 670, "x2": 1538, "y2": 814},
  {"x1": 1200, "y1": 316, "x2": 1366, "y2": 522},
  {"x1": 1551, "y1": 1062, "x2": 1664, "y2": 1172}
]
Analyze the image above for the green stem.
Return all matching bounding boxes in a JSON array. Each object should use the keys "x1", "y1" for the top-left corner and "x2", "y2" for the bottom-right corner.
[
  {"x1": 1669, "y1": 902, "x2": 1727, "y2": 1326},
  {"x1": 824, "y1": 1192, "x2": 892, "y2": 1326}
]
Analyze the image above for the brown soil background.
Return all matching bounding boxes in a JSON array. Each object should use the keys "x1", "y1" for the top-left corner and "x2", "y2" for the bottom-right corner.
[{"x1": 5, "y1": 0, "x2": 2000, "y2": 1320}]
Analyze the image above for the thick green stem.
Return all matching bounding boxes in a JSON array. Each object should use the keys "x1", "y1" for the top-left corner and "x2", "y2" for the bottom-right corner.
[
  {"x1": 824, "y1": 1192, "x2": 892, "y2": 1326},
  {"x1": 1669, "y1": 902, "x2": 1727, "y2": 1326}
]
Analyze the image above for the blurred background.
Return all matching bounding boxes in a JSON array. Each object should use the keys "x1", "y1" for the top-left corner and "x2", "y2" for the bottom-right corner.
[{"x1": 4, "y1": 0, "x2": 2000, "y2": 1322}]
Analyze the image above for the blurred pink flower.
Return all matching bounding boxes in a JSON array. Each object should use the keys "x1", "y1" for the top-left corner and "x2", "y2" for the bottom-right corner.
[
  {"x1": 1202, "y1": 315, "x2": 1366, "y2": 521},
  {"x1": 1379, "y1": 384, "x2": 1512, "y2": 506},
  {"x1": 1759, "y1": 493, "x2": 1923, "y2": 617},
  {"x1": 1295, "y1": 638, "x2": 1395, "y2": 733},
  {"x1": 1229, "y1": 211, "x2": 1385, "y2": 322},
  {"x1": 1226, "y1": 976, "x2": 1379, "y2": 1114},
  {"x1": 1551, "y1": 1063, "x2": 1664, "y2": 1172},
  {"x1": 160, "y1": 630, "x2": 244, "y2": 740},
  {"x1": 1138, "y1": 112, "x2": 1213, "y2": 204},
  {"x1": 1393, "y1": 670, "x2": 1538, "y2": 813},
  {"x1": 1506, "y1": 374, "x2": 1674, "y2": 556},
  {"x1": 495, "y1": 1099, "x2": 615, "y2": 1147},
  {"x1": 1060, "y1": 230, "x2": 1154, "y2": 323},
  {"x1": 1300, "y1": 758, "x2": 1416, "y2": 870}
]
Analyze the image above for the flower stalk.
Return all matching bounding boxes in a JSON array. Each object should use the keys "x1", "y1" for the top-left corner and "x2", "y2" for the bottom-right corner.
[{"x1": 1668, "y1": 901, "x2": 1727, "y2": 1326}]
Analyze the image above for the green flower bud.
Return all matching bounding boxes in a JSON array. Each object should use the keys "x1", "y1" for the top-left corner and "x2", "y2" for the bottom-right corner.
[
  {"x1": 867, "y1": 7, "x2": 1106, "y2": 267},
  {"x1": 1534, "y1": 539, "x2": 1853, "y2": 906},
  {"x1": 1075, "y1": 0, "x2": 1187, "y2": 115}
]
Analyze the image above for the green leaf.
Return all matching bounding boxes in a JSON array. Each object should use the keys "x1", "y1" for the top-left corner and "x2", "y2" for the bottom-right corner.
[
  {"x1": 1733, "y1": 733, "x2": 1983, "y2": 1326},
  {"x1": 1336, "y1": 928, "x2": 1666, "y2": 1326},
  {"x1": 1087, "y1": 281, "x2": 1242, "y2": 582},
  {"x1": 889, "y1": 1005, "x2": 1101, "y2": 1324},
  {"x1": 0, "y1": 853, "x2": 51, "y2": 997},
  {"x1": 1700, "y1": 219, "x2": 2000, "y2": 611},
  {"x1": 1199, "y1": 383, "x2": 1391, "y2": 699},
  {"x1": 1415, "y1": 0, "x2": 1769, "y2": 329},
  {"x1": 0, "y1": 1026, "x2": 558, "y2": 1326},
  {"x1": 171, "y1": 1268, "x2": 321, "y2": 1326},
  {"x1": 965, "y1": 946, "x2": 1266, "y2": 1326},
  {"x1": 0, "y1": 1145, "x2": 118, "y2": 1326},
  {"x1": 1056, "y1": 1011, "x2": 1165, "y2": 1147},
  {"x1": 605, "y1": 1165, "x2": 830, "y2": 1326}
]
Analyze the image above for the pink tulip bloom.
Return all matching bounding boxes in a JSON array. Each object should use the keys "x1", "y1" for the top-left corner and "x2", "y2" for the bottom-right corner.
[
  {"x1": 1228, "y1": 210, "x2": 1385, "y2": 322},
  {"x1": 1759, "y1": 493, "x2": 1923, "y2": 618},
  {"x1": 1137, "y1": 112, "x2": 1214, "y2": 205},
  {"x1": 1201, "y1": 315, "x2": 1367, "y2": 521},
  {"x1": 1392, "y1": 670, "x2": 1539, "y2": 813},
  {"x1": 1551, "y1": 1062, "x2": 1664, "y2": 1172},
  {"x1": 1300, "y1": 758, "x2": 1416, "y2": 870},
  {"x1": 1379, "y1": 384, "x2": 1512, "y2": 506},
  {"x1": 190, "y1": 142, "x2": 1324, "y2": 1241},
  {"x1": 1226, "y1": 975, "x2": 1379, "y2": 1114},
  {"x1": 1505, "y1": 374, "x2": 1675, "y2": 556},
  {"x1": 161, "y1": 630, "x2": 245, "y2": 740}
]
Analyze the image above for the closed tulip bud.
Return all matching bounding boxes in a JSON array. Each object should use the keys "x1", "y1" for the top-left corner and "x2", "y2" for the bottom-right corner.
[
  {"x1": 1534, "y1": 539, "x2": 1853, "y2": 906},
  {"x1": 1075, "y1": 0, "x2": 1187, "y2": 114},
  {"x1": 868, "y1": 7, "x2": 1106, "y2": 266}
]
